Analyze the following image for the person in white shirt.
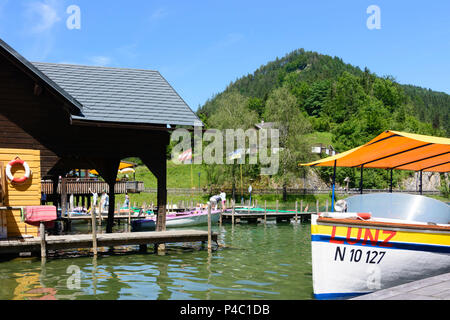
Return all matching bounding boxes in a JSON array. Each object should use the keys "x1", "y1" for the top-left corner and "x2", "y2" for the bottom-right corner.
[{"x1": 219, "y1": 190, "x2": 226, "y2": 210}]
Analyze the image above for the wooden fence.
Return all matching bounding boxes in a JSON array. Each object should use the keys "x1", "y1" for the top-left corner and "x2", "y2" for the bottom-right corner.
[{"x1": 41, "y1": 179, "x2": 145, "y2": 195}]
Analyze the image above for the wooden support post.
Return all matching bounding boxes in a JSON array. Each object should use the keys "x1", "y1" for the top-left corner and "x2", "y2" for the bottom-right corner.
[
  {"x1": 61, "y1": 177, "x2": 67, "y2": 217},
  {"x1": 232, "y1": 200, "x2": 235, "y2": 225},
  {"x1": 276, "y1": 200, "x2": 279, "y2": 213},
  {"x1": 128, "y1": 201, "x2": 131, "y2": 226},
  {"x1": 300, "y1": 200, "x2": 303, "y2": 213},
  {"x1": 326, "y1": 199, "x2": 329, "y2": 212},
  {"x1": 40, "y1": 222, "x2": 46, "y2": 259},
  {"x1": 91, "y1": 206, "x2": 97, "y2": 255},
  {"x1": 295, "y1": 201, "x2": 298, "y2": 223},
  {"x1": 316, "y1": 199, "x2": 319, "y2": 213},
  {"x1": 264, "y1": 200, "x2": 267, "y2": 225},
  {"x1": 207, "y1": 203, "x2": 212, "y2": 251},
  {"x1": 107, "y1": 181, "x2": 116, "y2": 233},
  {"x1": 140, "y1": 144, "x2": 169, "y2": 252}
]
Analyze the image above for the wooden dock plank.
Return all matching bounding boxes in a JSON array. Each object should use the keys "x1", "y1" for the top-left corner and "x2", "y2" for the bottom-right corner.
[
  {"x1": 0, "y1": 229, "x2": 218, "y2": 254},
  {"x1": 351, "y1": 272, "x2": 450, "y2": 300}
]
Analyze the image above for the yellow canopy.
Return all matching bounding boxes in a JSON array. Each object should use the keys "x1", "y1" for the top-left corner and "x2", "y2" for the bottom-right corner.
[
  {"x1": 89, "y1": 161, "x2": 136, "y2": 176},
  {"x1": 300, "y1": 130, "x2": 450, "y2": 172}
]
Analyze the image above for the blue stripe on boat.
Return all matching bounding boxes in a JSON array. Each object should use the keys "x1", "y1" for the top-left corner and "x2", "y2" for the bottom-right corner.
[{"x1": 314, "y1": 292, "x2": 371, "y2": 300}]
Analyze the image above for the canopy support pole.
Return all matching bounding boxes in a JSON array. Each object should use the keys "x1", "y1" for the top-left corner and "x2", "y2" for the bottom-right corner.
[
  {"x1": 419, "y1": 170, "x2": 423, "y2": 195},
  {"x1": 389, "y1": 169, "x2": 393, "y2": 193},
  {"x1": 331, "y1": 160, "x2": 337, "y2": 212},
  {"x1": 359, "y1": 165, "x2": 364, "y2": 194}
]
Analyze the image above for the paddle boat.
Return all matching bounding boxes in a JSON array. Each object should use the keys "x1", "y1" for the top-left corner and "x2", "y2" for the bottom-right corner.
[
  {"x1": 131, "y1": 208, "x2": 222, "y2": 231},
  {"x1": 301, "y1": 130, "x2": 450, "y2": 299}
]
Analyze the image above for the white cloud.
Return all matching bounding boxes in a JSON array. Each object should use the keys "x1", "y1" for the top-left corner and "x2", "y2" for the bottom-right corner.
[
  {"x1": 24, "y1": 0, "x2": 61, "y2": 34},
  {"x1": 89, "y1": 56, "x2": 113, "y2": 66}
]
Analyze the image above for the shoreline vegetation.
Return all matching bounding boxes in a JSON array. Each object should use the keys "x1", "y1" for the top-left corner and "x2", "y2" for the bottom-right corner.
[
  {"x1": 113, "y1": 162, "x2": 448, "y2": 210},
  {"x1": 117, "y1": 49, "x2": 450, "y2": 209}
]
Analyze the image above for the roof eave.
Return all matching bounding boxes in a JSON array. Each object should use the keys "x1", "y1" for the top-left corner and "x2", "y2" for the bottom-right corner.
[{"x1": 0, "y1": 38, "x2": 84, "y2": 116}]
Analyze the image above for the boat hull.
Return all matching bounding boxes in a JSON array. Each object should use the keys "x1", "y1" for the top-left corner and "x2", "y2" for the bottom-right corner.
[
  {"x1": 311, "y1": 214, "x2": 450, "y2": 299},
  {"x1": 131, "y1": 210, "x2": 221, "y2": 231}
]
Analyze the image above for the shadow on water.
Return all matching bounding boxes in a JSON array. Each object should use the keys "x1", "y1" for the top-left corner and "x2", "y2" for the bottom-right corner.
[{"x1": 0, "y1": 221, "x2": 314, "y2": 300}]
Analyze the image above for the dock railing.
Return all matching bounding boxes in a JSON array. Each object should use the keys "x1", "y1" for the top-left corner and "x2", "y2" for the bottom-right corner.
[{"x1": 41, "y1": 178, "x2": 145, "y2": 195}]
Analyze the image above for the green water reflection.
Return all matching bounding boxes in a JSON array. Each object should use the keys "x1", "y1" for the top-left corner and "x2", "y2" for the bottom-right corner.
[{"x1": 0, "y1": 221, "x2": 313, "y2": 300}]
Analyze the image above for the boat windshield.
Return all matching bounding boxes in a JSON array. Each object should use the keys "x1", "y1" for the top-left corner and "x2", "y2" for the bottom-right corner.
[{"x1": 345, "y1": 193, "x2": 450, "y2": 224}]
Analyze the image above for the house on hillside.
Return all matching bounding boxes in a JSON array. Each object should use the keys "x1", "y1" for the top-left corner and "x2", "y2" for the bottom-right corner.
[{"x1": 311, "y1": 144, "x2": 336, "y2": 156}]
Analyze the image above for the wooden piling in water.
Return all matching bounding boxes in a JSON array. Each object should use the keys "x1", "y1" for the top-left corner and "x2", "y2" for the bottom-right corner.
[
  {"x1": 207, "y1": 203, "x2": 212, "y2": 251},
  {"x1": 128, "y1": 202, "x2": 131, "y2": 228},
  {"x1": 91, "y1": 207, "x2": 97, "y2": 255},
  {"x1": 295, "y1": 201, "x2": 298, "y2": 223},
  {"x1": 276, "y1": 200, "x2": 279, "y2": 213},
  {"x1": 232, "y1": 200, "x2": 235, "y2": 226},
  {"x1": 40, "y1": 222, "x2": 46, "y2": 259},
  {"x1": 264, "y1": 200, "x2": 267, "y2": 225}
]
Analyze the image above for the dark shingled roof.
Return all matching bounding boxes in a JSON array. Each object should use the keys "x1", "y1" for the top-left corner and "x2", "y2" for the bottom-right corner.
[
  {"x1": 0, "y1": 38, "x2": 83, "y2": 114},
  {"x1": 33, "y1": 62, "x2": 201, "y2": 126}
]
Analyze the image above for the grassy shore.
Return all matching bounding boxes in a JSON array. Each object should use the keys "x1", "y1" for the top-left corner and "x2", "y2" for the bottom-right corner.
[{"x1": 114, "y1": 161, "x2": 448, "y2": 210}]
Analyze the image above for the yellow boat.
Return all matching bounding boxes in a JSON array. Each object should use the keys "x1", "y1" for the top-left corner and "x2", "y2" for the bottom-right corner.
[{"x1": 301, "y1": 130, "x2": 450, "y2": 299}]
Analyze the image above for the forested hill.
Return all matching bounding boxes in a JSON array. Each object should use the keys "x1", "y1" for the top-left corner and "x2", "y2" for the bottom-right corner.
[
  {"x1": 198, "y1": 49, "x2": 449, "y2": 139},
  {"x1": 196, "y1": 49, "x2": 449, "y2": 191}
]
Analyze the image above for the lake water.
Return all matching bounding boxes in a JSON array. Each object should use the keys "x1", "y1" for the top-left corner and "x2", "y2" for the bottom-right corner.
[{"x1": 0, "y1": 221, "x2": 313, "y2": 300}]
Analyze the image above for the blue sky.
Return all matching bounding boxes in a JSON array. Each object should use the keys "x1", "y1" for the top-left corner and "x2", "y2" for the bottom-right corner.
[{"x1": 0, "y1": 0, "x2": 449, "y2": 110}]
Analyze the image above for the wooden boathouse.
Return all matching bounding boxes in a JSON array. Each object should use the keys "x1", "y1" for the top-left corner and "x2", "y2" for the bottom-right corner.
[{"x1": 0, "y1": 38, "x2": 202, "y2": 240}]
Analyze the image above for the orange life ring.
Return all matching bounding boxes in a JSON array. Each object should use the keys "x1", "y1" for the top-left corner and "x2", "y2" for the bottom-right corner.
[{"x1": 5, "y1": 158, "x2": 31, "y2": 183}]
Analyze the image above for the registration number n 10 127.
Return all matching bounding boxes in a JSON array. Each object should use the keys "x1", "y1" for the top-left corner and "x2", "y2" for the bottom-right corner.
[{"x1": 334, "y1": 246, "x2": 386, "y2": 264}]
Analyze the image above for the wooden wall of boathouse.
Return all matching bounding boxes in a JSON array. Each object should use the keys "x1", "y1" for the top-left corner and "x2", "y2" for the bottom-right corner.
[{"x1": 0, "y1": 148, "x2": 40, "y2": 238}]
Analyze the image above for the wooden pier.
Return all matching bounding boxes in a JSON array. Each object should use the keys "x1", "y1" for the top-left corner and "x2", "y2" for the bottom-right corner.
[
  {"x1": 221, "y1": 211, "x2": 312, "y2": 224},
  {"x1": 351, "y1": 272, "x2": 450, "y2": 300},
  {"x1": 0, "y1": 229, "x2": 219, "y2": 255}
]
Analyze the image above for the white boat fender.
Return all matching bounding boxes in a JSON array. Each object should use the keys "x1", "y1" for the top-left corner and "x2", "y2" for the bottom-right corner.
[{"x1": 319, "y1": 212, "x2": 372, "y2": 220}]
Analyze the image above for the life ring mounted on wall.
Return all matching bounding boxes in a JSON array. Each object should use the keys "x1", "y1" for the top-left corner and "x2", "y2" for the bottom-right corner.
[{"x1": 5, "y1": 157, "x2": 31, "y2": 184}]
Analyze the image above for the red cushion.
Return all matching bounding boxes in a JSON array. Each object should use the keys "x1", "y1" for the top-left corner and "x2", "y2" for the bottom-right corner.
[{"x1": 24, "y1": 206, "x2": 57, "y2": 223}]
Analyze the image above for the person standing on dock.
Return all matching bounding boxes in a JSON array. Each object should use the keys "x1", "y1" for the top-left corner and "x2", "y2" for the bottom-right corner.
[
  {"x1": 101, "y1": 190, "x2": 109, "y2": 212},
  {"x1": 89, "y1": 187, "x2": 98, "y2": 213},
  {"x1": 209, "y1": 194, "x2": 222, "y2": 210},
  {"x1": 123, "y1": 193, "x2": 130, "y2": 209},
  {"x1": 220, "y1": 189, "x2": 226, "y2": 210}
]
